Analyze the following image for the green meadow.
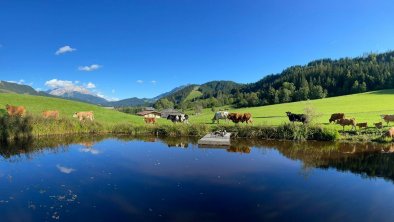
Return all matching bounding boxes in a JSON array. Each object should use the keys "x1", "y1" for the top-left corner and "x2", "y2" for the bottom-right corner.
[
  {"x1": 1, "y1": 89, "x2": 394, "y2": 139},
  {"x1": 188, "y1": 89, "x2": 394, "y2": 130}
]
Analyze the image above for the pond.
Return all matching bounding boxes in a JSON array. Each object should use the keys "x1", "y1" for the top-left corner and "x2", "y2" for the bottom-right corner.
[{"x1": 1, "y1": 135, "x2": 394, "y2": 222}]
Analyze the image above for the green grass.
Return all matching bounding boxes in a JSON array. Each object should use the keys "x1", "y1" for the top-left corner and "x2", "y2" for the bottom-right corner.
[
  {"x1": 184, "y1": 88, "x2": 203, "y2": 102},
  {"x1": 2, "y1": 89, "x2": 394, "y2": 141},
  {"x1": 0, "y1": 93, "x2": 145, "y2": 126},
  {"x1": 188, "y1": 89, "x2": 394, "y2": 131}
]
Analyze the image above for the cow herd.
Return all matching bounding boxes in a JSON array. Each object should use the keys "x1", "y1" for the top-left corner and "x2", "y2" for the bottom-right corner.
[
  {"x1": 6, "y1": 102, "x2": 394, "y2": 138},
  {"x1": 143, "y1": 114, "x2": 189, "y2": 124},
  {"x1": 285, "y1": 111, "x2": 394, "y2": 136},
  {"x1": 4, "y1": 104, "x2": 94, "y2": 122}
]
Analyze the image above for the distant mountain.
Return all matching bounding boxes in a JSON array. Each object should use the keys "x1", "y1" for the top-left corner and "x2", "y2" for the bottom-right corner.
[
  {"x1": 0, "y1": 81, "x2": 41, "y2": 95},
  {"x1": 46, "y1": 87, "x2": 109, "y2": 105},
  {"x1": 153, "y1": 84, "x2": 190, "y2": 100},
  {"x1": 108, "y1": 97, "x2": 153, "y2": 107}
]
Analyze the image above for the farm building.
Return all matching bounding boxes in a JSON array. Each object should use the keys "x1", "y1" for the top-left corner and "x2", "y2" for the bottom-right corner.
[
  {"x1": 160, "y1": 108, "x2": 184, "y2": 118},
  {"x1": 136, "y1": 111, "x2": 161, "y2": 118}
]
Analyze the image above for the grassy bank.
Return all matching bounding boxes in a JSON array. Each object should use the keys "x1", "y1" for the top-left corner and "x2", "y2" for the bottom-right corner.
[
  {"x1": 0, "y1": 114, "x2": 340, "y2": 142},
  {"x1": 1, "y1": 91, "x2": 394, "y2": 142}
]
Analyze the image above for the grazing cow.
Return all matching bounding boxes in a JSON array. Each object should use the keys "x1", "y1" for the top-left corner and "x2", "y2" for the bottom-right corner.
[
  {"x1": 167, "y1": 114, "x2": 189, "y2": 123},
  {"x1": 374, "y1": 122, "x2": 383, "y2": 129},
  {"x1": 144, "y1": 117, "x2": 156, "y2": 124},
  {"x1": 227, "y1": 113, "x2": 242, "y2": 123},
  {"x1": 356, "y1": 122, "x2": 368, "y2": 130},
  {"x1": 385, "y1": 127, "x2": 394, "y2": 138},
  {"x1": 42, "y1": 110, "x2": 59, "y2": 119},
  {"x1": 227, "y1": 113, "x2": 253, "y2": 124},
  {"x1": 73, "y1": 111, "x2": 94, "y2": 121},
  {"x1": 242, "y1": 113, "x2": 253, "y2": 124},
  {"x1": 5, "y1": 104, "x2": 26, "y2": 117},
  {"x1": 329, "y1": 113, "x2": 345, "y2": 123},
  {"x1": 381, "y1": 115, "x2": 394, "y2": 126},
  {"x1": 336, "y1": 118, "x2": 356, "y2": 131},
  {"x1": 212, "y1": 111, "x2": 229, "y2": 124},
  {"x1": 286, "y1": 112, "x2": 309, "y2": 124}
]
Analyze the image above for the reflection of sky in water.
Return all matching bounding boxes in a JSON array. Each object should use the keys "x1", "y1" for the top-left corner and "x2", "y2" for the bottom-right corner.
[{"x1": 1, "y1": 139, "x2": 394, "y2": 221}]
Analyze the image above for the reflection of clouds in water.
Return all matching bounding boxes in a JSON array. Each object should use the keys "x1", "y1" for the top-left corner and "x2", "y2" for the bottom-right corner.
[
  {"x1": 80, "y1": 148, "x2": 101, "y2": 155},
  {"x1": 56, "y1": 165, "x2": 76, "y2": 174}
]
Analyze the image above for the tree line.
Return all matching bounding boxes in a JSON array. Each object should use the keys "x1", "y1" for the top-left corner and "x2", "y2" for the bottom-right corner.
[{"x1": 153, "y1": 51, "x2": 394, "y2": 109}]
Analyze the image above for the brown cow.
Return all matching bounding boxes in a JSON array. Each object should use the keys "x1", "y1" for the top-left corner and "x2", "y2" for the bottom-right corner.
[
  {"x1": 374, "y1": 122, "x2": 383, "y2": 129},
  {"x1": 228, "y1": 113, "x2": 253, "y2": 124},
  {"x1": 356, "y1": 122, "x2": 368, "y2": 130},
  {"x1": 227, "y1": 113, "x2": 242, "y2": 123},
  {"x1": 5, "y1": 104, "x2": 26, "y2": 117},
  {"x1": 336, "y1": 118, "x2": 356, "y2": 131},
  {"x1": 329, "y1": 113, "x2": 345, "y2": 123},
  {"x1": 144, "y1": 117, "x2": 156, "y2": 124},
  {"x1": 42, "y1": 110, "x2": 59, "y2": 119},
  {"x1": 381, "y1": 115, "x2": 394, "y2": 126},
  {"x1": 73, "y1": 111, "x2": 94, "y2": 121},
  {"x1": 242, "y1": 113, "x2": 253, "y2": 124},
  {"x1": 385, "y1": 127, "x2": 394, "y2": 138}
]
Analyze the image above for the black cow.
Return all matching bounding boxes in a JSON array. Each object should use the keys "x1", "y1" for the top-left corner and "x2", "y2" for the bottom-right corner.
[
  {"x1": 286, "y1": 112, "x2": 309, "y2": 124},
  {"x1": 167, "y1": 114, "x2": 189, "y2": 123}
]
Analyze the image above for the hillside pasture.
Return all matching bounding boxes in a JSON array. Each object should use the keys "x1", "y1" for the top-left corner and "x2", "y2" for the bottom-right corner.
[{"x1": 188, "y1": 90, "x2": 394, "y2": 131}]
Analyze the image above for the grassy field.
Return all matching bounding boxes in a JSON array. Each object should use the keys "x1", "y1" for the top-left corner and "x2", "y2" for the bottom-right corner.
[
  {"x1": 188, "y1": 89, "x2": 394, "y2": 131},
  {"x1": 1, "y1": 90, "x2": 394, "y2": 140},
  {"x1": 0, "y1": 93, "x2": 146, "y2": 126}
]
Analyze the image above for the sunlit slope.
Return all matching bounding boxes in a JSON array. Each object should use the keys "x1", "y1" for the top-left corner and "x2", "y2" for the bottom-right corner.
[
  {"x1": 0, "y1": 93, "x2": 144, "y2": 126},
  {"x1": 189, "y1": 90, "x2": 394, "y2": 126}
]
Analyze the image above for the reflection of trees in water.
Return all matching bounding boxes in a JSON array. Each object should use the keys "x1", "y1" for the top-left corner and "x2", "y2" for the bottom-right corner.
[
  {"x1": 4, "y1": 135, "x2": 394, "y2": 183},
  {"x1": 256, "y1": 140, "x2": 394, "y2": 183}
]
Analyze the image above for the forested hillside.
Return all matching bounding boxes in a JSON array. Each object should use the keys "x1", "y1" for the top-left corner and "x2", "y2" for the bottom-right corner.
[
  {"x1": 155, "y1": 51, "x2": 394, "y2": 109},
  {"x1": 236, "y1": 51, "x2": 394, "y2": 107}
]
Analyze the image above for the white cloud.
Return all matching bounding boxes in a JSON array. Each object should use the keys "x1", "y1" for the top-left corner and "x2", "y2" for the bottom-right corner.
[
  {"x1": 45, "y1": 79, "x2": 75, "y2": 89},
  {"x1": 55, "y1": 45, "x2": 76, "y2": 55},
  {"x1": 8, "y1": 79, "x2": 25, "y2": 85},
  {"x1": 136, "y1": 80, "x2": 144, "y2": 84},
  {"x1": 78, "y1": 64, "x2": 101, "y2": 72},
  {"x1": 151, "y1": 80, "x2": 157, "y2": 84},
  {"x1": 86, "y1": 82, "x2": 96, "y2": 89},
  {"x1": 80, "y1": 148, "x2": 101, "y2": 155},
  {"x1": 56, "y1": 164, "x2": 76, "y2": 174}
]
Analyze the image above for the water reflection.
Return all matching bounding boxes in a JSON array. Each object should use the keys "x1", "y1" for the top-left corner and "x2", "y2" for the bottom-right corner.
[
  {"x1": 2, "y1": 135, "x2": 394, "y2": 183},
  {"x1": 2, "y1": 136, "x2": 394, "y2": 221}
]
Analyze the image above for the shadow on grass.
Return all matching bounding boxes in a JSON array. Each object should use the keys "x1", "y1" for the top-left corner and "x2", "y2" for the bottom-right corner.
[
  {"x1": 367, "y1": 89, "x2": 394, "y2": 95},
  {"x1": 254, "y1": 116, "x2": 283, "y2": 119}
]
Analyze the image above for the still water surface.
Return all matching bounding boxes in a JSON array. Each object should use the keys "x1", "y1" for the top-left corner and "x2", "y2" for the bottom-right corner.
[{"x1": 1, "y1": 135, "x2": 394, "y2": 222}]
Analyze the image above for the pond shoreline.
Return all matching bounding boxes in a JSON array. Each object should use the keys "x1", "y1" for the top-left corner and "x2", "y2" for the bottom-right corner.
[{"x1": 1, "y1": 115, "x2": 392, "y2": 143}]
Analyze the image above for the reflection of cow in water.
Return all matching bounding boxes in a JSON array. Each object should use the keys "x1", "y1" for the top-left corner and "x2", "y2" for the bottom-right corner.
[
  {"x1": 167, "y1": 143, "x2": 189, "y2": 148},
  {"x1": 167, "y1": 114, "x2": 189, "y2": 123},
  {"x1": 212, "y1": 111, "x2": 229, "y2": 124},
  {"x1": 227, "y1": 145, "x2": 251, "y2": 154}
]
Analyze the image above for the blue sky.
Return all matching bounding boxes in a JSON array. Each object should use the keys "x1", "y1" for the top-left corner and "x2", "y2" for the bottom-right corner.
[{"x1": 0, "y1": 0, "x2": 394, "y2": 100}]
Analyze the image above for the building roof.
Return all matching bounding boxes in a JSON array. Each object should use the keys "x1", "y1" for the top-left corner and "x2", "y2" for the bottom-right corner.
[{"x1": 136, "y1": 111, "x2": 161, "y2": 116}]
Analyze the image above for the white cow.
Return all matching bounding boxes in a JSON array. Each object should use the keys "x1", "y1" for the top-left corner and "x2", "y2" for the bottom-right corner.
[{"x1": 212, "y1": 111, "x2": 229, "y2": 124}]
